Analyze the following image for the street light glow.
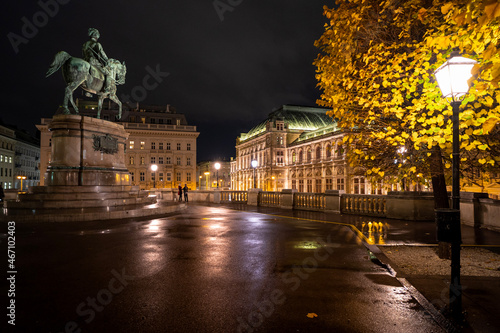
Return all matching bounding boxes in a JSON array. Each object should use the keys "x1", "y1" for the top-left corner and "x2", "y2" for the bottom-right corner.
[
  {"x1": 214, "y1": 162, "x2": 221, "y2": 170},
  {"x1": 151, "y1": 164, "x2": 158, "y2": 172},
  {"x1": 251, "y1": 160, "x2": 258, "y2": 168},
  {"x1": 433, "y1": 52, "x2": 477, "y2": 102}
]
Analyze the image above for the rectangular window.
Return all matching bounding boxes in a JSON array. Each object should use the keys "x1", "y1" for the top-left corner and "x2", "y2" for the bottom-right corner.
[
  {"x1": 298, "y1": 180, "x2": 304, "y2": 192},
  {"x1": 166, "y1": 157, "x2": 171, "y2": 164},
  {"x1": 151, "y1": 157, "x2": 156, "y2": 164},
  {"x1": 187, "y1": 143, "x2": 191, "y2": 151},
  {"x1": 176, "y1": 172, "x2": 181, "y2": 182},
  {"x1": 177, "y1": 143, "x2": 181, "y2": 151},
  {"x1": 325, "y1": 178, "x2": 333, "y2": 190},
  {"x1": 159, "y1": 119, "x2": 164, "y2": 124},
  {"x1": 151, "y1": 142, "x2": 156, "y2": 150},
  {"x1": 0, "y1": 155, "x2": 3, "y2": 162},
  {"x1": 140, "y1": 141, "x2": 145, "y2": 150},
  {"x1": 187, "y1": 157, "x2": 191, "y2": 166},
  {"x1": 176, "y1": 157, "x2": 181, "y2": 165},
  {"x1": 131, "y1": 172, "x2": 135, "y2": 182},
  {"x1": 140, "y1": 157, "x2": 145, "y2": 165},
  {"x1": 159, "y1": 157, "x2": 164, "y2": 164},
  {"x1": 140, "y1": 172, "x2": 145, "y2": 181},
  {"x1": 166, "y1": 143, "x2": 171, "y2": 151},
  {"x1": 159, "y1": 172, "x2": 164, "y2": 181},
  {"x1": 151, "y1": 118, "x2": 156, "y2": 124},
  {"x1": 159, "y1": 142, "x2": 163, "y2": 150},
  {"x1": 187, "y1": 172, "x2": 191, "y2": 181},
  {"x1": 292, "y1": 179, "x2": 296, "y2": 190},
  {"x1": 129, "y1": 141, "x2": 134, "y2": 149},
  {"x1": 166, "y1": 172, "x2": 171, "y2": 181},
  {"x1": 307, "y1": 179, "x2": 313, "y2": 192},
  {"x1": 337, "y1": 178, "x2": 345, "y2": 191},
  {"x1": 315, "y1": 180, "x2": 322, "y2": 193},
  {"x1": 129, "y1": 156, "x2": 134, "y2": 165}
]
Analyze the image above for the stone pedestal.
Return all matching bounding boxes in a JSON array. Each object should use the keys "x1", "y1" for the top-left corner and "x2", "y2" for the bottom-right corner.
[
  {"x1": 2, "y1": 115, "x2": 166, "y2": 221},
  {"x1": 46, "y1": 114, "x2": 130, "y2": 186},
  {"x1": 247, "y1": 188, "x2": 262, "y2": 206}
]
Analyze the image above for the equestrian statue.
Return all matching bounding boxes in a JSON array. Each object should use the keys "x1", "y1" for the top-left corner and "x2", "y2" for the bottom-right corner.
[{"x1": 46, "y1": 28, "x2": 126, "y2": 119}]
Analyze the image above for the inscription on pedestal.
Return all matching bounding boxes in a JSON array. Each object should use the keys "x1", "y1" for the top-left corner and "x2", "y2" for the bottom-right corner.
[{"x1": 92, "y1": 134, "x2": 118, "y2": 154}]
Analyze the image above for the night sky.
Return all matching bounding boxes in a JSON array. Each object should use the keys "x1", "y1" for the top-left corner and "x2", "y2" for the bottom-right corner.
[{"x1": 2, "y1": 0, "x2": 328, "y2": 161}]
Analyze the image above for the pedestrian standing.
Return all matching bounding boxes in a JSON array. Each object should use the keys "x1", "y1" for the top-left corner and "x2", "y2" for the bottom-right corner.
[
  {"x1": 183, "y1": 184, "x2": 188, "y2": 202},
  {"x1": 178, "y1": 185, "x2": 183, "y2": 202}
]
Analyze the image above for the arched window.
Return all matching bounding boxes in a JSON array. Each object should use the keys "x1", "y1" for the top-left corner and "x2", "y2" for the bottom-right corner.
[
  {"x1": 315, "y1": 146, "x2": 321, "y2": 161},
  {"x1": 325, "y1": 144, "x2": 332, "y2": 158},
  {"x1": 298, "y1": 150, "x2": 303, "y2": 163},
  {"x1": 307, "y1": 148, "x2": 312, "y2": 162},
  {"x1": 292, "y1": 151, "x2": 296, "y2": 163}
]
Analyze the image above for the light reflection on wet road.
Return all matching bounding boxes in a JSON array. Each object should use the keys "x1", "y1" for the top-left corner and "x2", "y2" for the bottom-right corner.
[{"x1": 8, "y1": 205, "x2": 446, "y2": 332}]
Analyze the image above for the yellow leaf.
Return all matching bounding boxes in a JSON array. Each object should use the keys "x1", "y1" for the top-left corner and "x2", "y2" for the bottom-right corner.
[
  {"x1": 484, "y1": 1, "x2": 500, "y2": 20},
  {"x1": 441, "y1": 3, "x2": 453, "y2": 15},
  {"x1": 482, "y1": 117, "x2": 498, "y2": 134},
  {"x1": 378, "y1": 171, "x2": 385, "y2": 177},
  {"x1": 479, "y1": 158, "x2": 487, "y2": 164},
  {"x1": 307, "y1": 313, "x2": 318, "y2": 318}
]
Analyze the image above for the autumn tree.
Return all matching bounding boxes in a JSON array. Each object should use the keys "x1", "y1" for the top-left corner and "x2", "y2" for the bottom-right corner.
[{"x1": 314, "y1": 0, "x2": 500, "y2": 204}]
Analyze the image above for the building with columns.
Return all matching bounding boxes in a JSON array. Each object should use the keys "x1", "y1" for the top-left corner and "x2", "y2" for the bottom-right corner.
[
  {"x1": 0, "y1": 125, "x2": 16, "y2": 189},
  {"x1": 197, "y1": 160, "x2": 231, "y2": 190},
  {"x1": 231, "y1": 105, "x2": 368, "y2": 193},
  {"x1": 37, "y1": 101, "x2": 199, "y2": 190}
]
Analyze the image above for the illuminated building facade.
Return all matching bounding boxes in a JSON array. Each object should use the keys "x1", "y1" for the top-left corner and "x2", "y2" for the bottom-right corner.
[
  {"x1": 197, "y1": 160, "x2": 231, "y2": 190},
  {"x1": 232, "y1": 105, "x2": 368, "y2": 193}
]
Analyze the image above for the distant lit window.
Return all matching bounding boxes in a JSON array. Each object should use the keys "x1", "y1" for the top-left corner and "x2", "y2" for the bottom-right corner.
[
  {"x1": 140, "y1": 141, "x2": 145, "y2": 149},
  {"x1": 140, "y1": 157, "x2": 145, "y2": 165},
  {"x1": 129, "y1": 141, "x2": 134, "y2": 149},
  {"x1": 129, "y1": 156, "x2": 134, "y2": 165}
]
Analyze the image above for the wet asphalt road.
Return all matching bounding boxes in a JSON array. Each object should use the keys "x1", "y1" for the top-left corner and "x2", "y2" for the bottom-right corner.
[{"x1": 2, "y1": 205, "x2": 444, "y2": 333}]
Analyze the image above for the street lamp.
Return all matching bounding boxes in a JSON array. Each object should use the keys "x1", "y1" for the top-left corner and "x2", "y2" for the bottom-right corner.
[
  {"x1": 150, "y1": 164, "x2": 158, "y2": 188},
  {"x1": 434, "y1": 51, "x2": 477, "y2": 321},
  {"x1": 214, "y1": 162, "x2": 221, "y2": 189},
  {"x1": 204, "y1": 171, "x2": 210, "y2": 190},
  {"x1": 199, "y1": 175, "x2": 202, "y2": 190},
  {"x1": 251, "y1": 160, "x2": 258, "y2": 189},
  {"x1": 17, "y1": 175, "x2": 26, "y2": 192}
]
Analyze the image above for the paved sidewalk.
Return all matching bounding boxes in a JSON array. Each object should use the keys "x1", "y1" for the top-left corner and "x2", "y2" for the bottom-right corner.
[{"x1": 211, "y1": 203, "x2": 500, "y2": 332}]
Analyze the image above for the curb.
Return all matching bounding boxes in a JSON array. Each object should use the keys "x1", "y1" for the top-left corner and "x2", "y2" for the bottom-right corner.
[{"x1": 363, "y1": 242, "x2": 458, "y2": 333}]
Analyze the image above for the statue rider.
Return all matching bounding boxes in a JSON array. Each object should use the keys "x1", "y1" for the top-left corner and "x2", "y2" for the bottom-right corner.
[{"x1": 82, "y1": 28, "x2": 111, "y2": 94}]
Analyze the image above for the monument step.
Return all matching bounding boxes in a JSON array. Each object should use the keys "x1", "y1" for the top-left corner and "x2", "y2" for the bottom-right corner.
[
  {"x1": 7, "y1": 195, "x2": 156, "y2": 210},
  {"x1": 28, "y1": 185, "x2": 140, "y2": 194}
]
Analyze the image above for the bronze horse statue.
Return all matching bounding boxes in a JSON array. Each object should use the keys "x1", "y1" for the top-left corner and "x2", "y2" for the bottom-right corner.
[{"x1": 46, "y1": 51, "x2": 126, "y2": 119}]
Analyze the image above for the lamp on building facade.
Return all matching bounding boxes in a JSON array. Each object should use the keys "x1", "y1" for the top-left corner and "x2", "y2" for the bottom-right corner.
[
  {"x1": 433, "y1": 51, "x2": 477, "y2": 321},
  {"x1": 214, "y1": 162, "x2": 221, "y2": 189},
  {"x1": 251, "y1": 160, "x2": 258, "y2": 189},
  {"x1": 151, "y1": 164, "x2": 158, "y2": 188}
]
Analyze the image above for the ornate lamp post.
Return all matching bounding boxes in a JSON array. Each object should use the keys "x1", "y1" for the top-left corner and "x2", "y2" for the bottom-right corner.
[
  {"x1": 150, "y1": 164, "x2": 158, "y2": 188},
  {"x1": 433, "y1": 51, "x2": 477, "y2": 321},
  {"x1": 214, "y1": 162, "x2": 221, "y2": 189},
  {"x1": 251, "y1": 160, "x2": 258, "y2": 189}
]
